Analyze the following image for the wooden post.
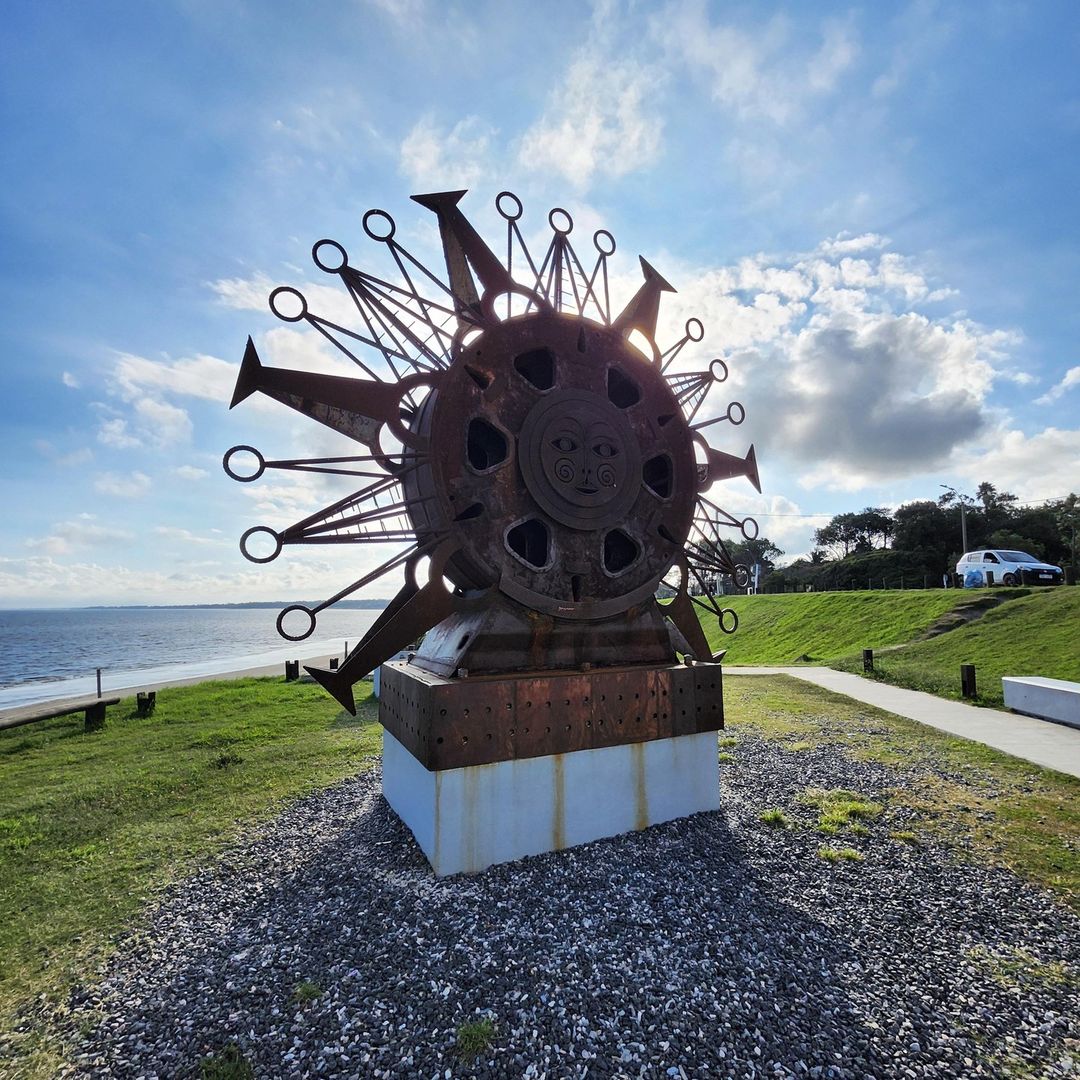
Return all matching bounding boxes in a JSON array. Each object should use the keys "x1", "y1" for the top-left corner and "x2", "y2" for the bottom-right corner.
[
  {"x1": 961, "y1": 664, "x2": 977, "y2": 699},
  {"x1": 285, "y1": 660, "x2": 299, "y2": 681},
  {"x1": 96, "y1": 668, "x2": 102, "y2": 699},
  {"x1": 863, "y1": 649, "x2": 874, "y2": 673},
  {"x1": 85, "y1": 700, "x2": 106, "y2": 732}
]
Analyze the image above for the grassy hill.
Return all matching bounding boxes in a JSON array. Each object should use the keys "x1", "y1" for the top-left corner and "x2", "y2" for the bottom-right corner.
[{"x1": 704, "y1": 586, "x2": 1080, "y2": 706}]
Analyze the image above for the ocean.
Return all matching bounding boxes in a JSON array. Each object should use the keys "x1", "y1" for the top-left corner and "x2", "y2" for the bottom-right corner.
[{"x1": 0, "y1": 606, "x2": 384, "y2": 710}]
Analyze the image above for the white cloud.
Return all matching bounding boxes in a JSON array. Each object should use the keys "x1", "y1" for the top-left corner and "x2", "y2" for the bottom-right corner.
[
  {"x1": 517, "y1": 51, "x2": 664, "y2": 189},
  {"x1": 651, "y1": 236, "x2": 1028, "y2": 491},
  {"x1": 174, "y1": 465, "x2": 209, "y2": 480},
  {"x1": 112, "y1": 352, "x2": 236, "y2": 403},
  {"x1": 153, "y1": 525, "x2": 225, "y2": 546},
  {"x1": 952, "y1": 427, "x2": 1080, "y2": 501},
  {"x1": 62, "y1": 371, "x2": 80, "y2": 388},
  {"x1": 94, "y1": 471, "x2": 152, "y2": 498},
  {"x1": 399, "y1": 116, "x2": 497, "y2": 190},
  {"x1": 210, "y1": 273, "x2": 275, "y2": 312},
  {"x1": 25, "y1": 515, "x2": 135, "y2": 556},
  {"x1": 1035, "y1": 365, "x2": 1080, "y2": 405},
  {"x1": 97, "y1": 417, "x2": 140, "y2": 449},
  {"x1": 652, "y1": 4, "x2": 858, "y2": 125},
  {"x1": 35, "y1": 439, "x2": 93, "y2": 467}
]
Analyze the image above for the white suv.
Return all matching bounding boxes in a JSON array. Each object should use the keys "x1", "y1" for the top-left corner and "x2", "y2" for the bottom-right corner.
[{"x1": 957, "y1": 549, "x2": 1064, "y2": 587}]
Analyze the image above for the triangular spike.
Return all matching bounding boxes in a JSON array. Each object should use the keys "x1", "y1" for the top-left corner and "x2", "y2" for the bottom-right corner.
[
  {"x1": 230, "y1": 337, "x2": 263, "y2": 409},
  {"x1": 612, "y1": 256, "x2": 677, "y2": 344},
  {"x1": 412, "y1": 189, "x2": 519, "y2": 313},
  {"x1": 702, "y1": 444, "x2": 761, "y2": 492}
]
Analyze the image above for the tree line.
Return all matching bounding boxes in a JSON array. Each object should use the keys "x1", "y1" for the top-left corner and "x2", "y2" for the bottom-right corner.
[{"x1": 722, "y1": 484, "x2": 1079, "y2": 592}]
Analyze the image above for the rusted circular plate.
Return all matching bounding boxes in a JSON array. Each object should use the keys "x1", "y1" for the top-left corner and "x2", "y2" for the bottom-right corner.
[{"x1": 405, "y1": 312, "x2": 697, "y2": 620}]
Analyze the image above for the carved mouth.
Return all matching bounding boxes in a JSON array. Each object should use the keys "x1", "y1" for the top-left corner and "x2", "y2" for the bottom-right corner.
[{"x1": 576, "y1": 485, "x2": 598, "y2": 495}]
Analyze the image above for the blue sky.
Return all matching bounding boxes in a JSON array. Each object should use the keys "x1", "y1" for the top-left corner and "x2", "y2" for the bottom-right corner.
[{"x1": 1, "y1": 0, "x2": 1078, "y2": 607}]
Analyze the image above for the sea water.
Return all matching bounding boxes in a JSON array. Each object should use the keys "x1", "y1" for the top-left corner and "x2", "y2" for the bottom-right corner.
[{"x1": 0, "y1": 606, "x2": 383, "y2": 710}]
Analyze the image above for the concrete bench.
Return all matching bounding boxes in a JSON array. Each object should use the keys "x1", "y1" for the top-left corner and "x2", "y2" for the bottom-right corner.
[{"x1": 1002, "y1": 677, "x2": 1080, "y2": 729}]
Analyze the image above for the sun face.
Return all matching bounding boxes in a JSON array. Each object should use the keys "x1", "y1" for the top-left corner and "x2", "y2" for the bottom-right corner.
[{"x1": 224, "y1": 190, "x2": 762, "y2": 712}]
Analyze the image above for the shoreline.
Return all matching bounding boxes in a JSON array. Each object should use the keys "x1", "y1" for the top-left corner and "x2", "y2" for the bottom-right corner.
[{"x1": 0, "y1": 654, "x2": 346, "y2": 728}]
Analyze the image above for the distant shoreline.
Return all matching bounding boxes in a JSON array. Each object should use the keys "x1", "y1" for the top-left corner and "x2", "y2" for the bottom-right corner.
[{"x1": 0, "y1": 601, "x2": 391, "y2": 612}]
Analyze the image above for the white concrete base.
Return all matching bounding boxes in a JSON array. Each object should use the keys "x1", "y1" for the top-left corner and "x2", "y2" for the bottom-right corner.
[
  {"x1": 382, "y1": 730, "x2": 721, "y2": 876},
  {"x1": 1003, "y1": 676, "x2": 1080, "y2": 729}
]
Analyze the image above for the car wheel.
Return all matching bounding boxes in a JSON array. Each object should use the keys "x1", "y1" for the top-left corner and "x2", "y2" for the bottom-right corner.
[{"x1": 1002, "y1": 573, "x2": 1017, "y2": 586}]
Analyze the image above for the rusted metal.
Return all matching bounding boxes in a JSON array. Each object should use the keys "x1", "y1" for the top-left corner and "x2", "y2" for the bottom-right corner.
[
  {"x1": 379, "y1": 660, "x2": 723, "y2": 771},
  {"x1": 226, "y1": 190, "x2": 761, "y2": 749}
]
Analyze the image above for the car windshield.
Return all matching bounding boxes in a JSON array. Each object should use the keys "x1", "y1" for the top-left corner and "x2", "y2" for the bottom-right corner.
[{"x1": 996, "y1": 551, "x2": 1039, "y2": 563}]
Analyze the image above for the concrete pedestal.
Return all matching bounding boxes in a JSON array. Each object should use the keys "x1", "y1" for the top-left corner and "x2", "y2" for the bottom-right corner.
[
  {"x1": 1002, "y1": 676, "x2": 1080, "y2": 728},
  {"x1": 382, "y1": 728, "x2": 721, "y2": 876}
]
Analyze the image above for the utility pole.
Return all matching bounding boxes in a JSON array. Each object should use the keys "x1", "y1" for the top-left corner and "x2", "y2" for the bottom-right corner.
[{"x1": 940, "y1": 484, "x2": 972, "y2": 553}]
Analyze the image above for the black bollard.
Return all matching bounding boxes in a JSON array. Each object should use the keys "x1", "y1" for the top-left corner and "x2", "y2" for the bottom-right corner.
[
  {"x1": 862, "y1": 649, "x2": 874, "y2": 673},
  {"x1": 961, "y1": 664, "x2": 977, "y2": 699},
  {"x1": 285, "y1": 660, "x2": 299, "y2": 681}
]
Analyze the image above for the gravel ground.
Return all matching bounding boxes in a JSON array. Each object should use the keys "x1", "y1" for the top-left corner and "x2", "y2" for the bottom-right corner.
[{"x1": 59, "y1": 735, "x2": 1078, "y2": 1079}]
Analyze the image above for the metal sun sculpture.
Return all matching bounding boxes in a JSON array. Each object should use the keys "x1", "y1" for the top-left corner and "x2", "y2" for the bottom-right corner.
[{"x1": 224, "y1": 190, "x2": 761, "y2": 716}]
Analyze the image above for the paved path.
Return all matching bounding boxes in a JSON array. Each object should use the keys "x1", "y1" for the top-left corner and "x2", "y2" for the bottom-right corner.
[{"x1": 725, "y1": 666, "x2": 1080, "y2": 780}]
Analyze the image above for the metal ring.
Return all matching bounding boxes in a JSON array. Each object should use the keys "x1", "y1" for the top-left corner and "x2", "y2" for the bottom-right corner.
[
  {"x1": 733, "y1": 564, "x2": 750, "y2": 588},
  {"x1": 719, "y1": 608, "x2": 739, "y2": 635},
  {"x1": 496, "y1": 191, "x2": 523, "y2": 221},
  {"x1": 727, "y1": 401, "x2": 746, "y2": 426},
  {"x1": 312, "y1": 239, "x2": 348, "y2": 273},
  {"x1": 709, "y1": 358, "x2": 729, "y2": 383},
  {"x1": 686, "y1": 318, "x2": 705, "y2": 342},
  {"x1": 741, "y1": 516, "x2": 759, "y2": 541},
  {"x1": 548, "y1": 207, "x2": 573, "y2": 235},
  {"x1": 268, "y1": 286, "x2": 307, "y2": 323},
  {"x1": 593, "y1": 229, "x2": 616, "y2": 256},
  {"x1": 276, "y1": 604, "x2": 316, "y2": 642},
  {"x1": 239, "y1": 526, "x2": 282, "y2": 564},
  {"x1": 223, "y1": 445, "x2": 265, "y2": 483},
  {"x1": 362, "y1": 209, "x2": 396, "y2": 242}
]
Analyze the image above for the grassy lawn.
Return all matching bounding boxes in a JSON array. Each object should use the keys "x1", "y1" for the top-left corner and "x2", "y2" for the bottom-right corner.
[
  {"x1": 725, "y1": 676, "x2": 1080, "y2": 908},
  {"x1": 0, "y1": 676, "x2": 380, "y2": 1077},
  {"x1": 830, "y1": 586, "x2": 1080, "y2": 706},
  {"x1": 702, "y1": 588, "x2": 965, "y2": 664},
  {"x1": 701, "y1": 586, "x2": 1079, "y2": 707}
]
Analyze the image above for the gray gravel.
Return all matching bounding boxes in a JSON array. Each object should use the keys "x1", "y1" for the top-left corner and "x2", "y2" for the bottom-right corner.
[{"x1": 59, "y1": 735, "x2": 1078, "y2": 1079}]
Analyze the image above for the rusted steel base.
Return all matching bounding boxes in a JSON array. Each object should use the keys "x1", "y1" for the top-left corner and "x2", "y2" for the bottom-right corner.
[{"x1": 379, "y1": 660, "x2": 723, "y2": 771}]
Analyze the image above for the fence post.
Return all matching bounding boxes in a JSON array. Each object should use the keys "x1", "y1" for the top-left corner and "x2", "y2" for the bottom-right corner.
[
  {"x1": 863, "y1": 649, "x2": 874, "y2": 673},
  {"x1": 961, "y1": 664, "x2": 977, "y2": 699},
  {"x1": 96, "y1": 668, "x2": 102, "y2": 699}
]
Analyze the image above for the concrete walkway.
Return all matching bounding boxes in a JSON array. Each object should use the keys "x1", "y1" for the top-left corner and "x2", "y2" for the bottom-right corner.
[{"x1": 725, "y1": 666, "x2": 1080, "y2": 780}]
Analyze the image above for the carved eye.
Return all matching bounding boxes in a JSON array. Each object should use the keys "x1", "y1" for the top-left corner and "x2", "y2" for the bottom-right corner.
[
  {"x1": 592, "y1": 441, "x2": 617, "y2": 458},
  {"x1": 551, "y1": 436, "x2": 578, "y2": 453}
]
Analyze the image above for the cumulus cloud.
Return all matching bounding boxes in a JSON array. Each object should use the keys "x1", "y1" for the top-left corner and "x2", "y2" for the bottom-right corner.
[
  {"x1": 651, "y1": 235, "x2": 1028, "y2": 492},
  {"x1": 952, "y1": 427, "x2": 1080, "y2": 501},
  {"x1": 62, "y1": 371, "x2": 80, "y2": 388},
  {"x1": 517, "y1": 52, "x2": 664, "y2": 189},
  {"x1": 97, "y1": 350, "x2": 238, "y2": 451},
  {"x1": 94, "y1": 471, "x2": 152, "y2": 498},
  {"x1": 1035, "y1": 364, "x2": 1080, "y2": 405},
  {"x1": 25, "y1": 515, "x2": 135, "y2": 557},
  {"x1": 174, "y1": 465, "x2": 209, "y2": 480},
  {"x1": 35, "y1": 440, "x2": 93, "y2": 467},
  {"x1": 400, "y1": 116, "x2": 497, "y2": 189},
  {"x1": 153, "y1": 525, "x2": 225, "y2": 546}
]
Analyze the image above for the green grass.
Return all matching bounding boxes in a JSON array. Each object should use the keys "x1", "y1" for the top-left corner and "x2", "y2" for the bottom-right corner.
[
  {"x1": 725, "y1": 677, "x2": 1080, "y2": 908},
  {"x1": 456, "y1": 1016, "x2": 497, "y2": 1060},
  {"x1": 817, "y1": 845, "x2": 864, "y2": 863},
  {"x1": 291, "y1": 979, "x2": 324, "y2": 1005},
  {"x1": 199, "y1": 1044, "x2": 254, "y2": 1079},
  {"x1": 0, "y1": 676, "x2": 380, "y2": 1078},
  {"x1": 703, "y1": 589, "x2": 967, "y2": 664},
  {"x1": 701, "y1": 586, "x2": 1080, "y2": 707},
  {"x1": 830, "y1": 586, "x2": 1080, "y2": 706},
  {"x1": 799, "y1": 788, "x2": 884, "y2": 835},
  {"x1": 759, "y1": 807, "x2": 791, "y2": 828}
]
